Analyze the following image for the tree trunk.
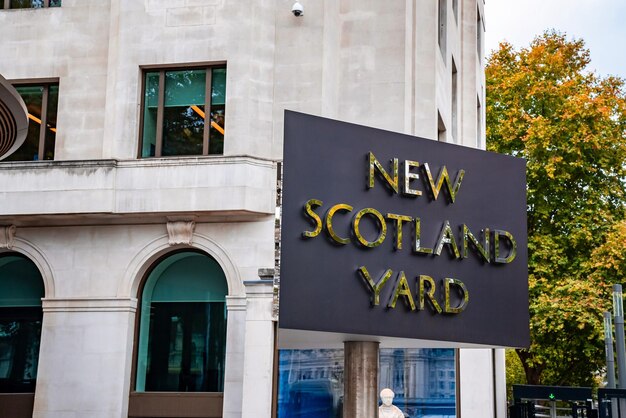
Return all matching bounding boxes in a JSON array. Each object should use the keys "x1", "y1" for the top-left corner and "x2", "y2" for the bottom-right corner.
[{"x1": 516, "y1": 349, "x2": 544, "y2": 385}]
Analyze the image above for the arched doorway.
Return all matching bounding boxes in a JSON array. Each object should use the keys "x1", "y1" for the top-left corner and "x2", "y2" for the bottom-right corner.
[
  {"x1": 130, "y1": 250, "x2": 228, "y2": 418},
  {"x1": 0, "y1": 252, "x2": 45, "y2": 418}
]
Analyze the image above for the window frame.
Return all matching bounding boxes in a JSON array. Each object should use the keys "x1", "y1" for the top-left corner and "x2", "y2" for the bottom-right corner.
[
  {"x1": 137, "y1": 62, "x2": 226, "y2": 159},
  {"x1": 2, "y1": 0, "x2": 59, "y2": 8},
  {"x1": 8, "y1": 78, "x2": 59, "y2": 161},
  {"x1": 0, "y1": 252, "x2": 45, "y2": 418},
  {"x1": 128, "y1": 248, "x2": 227, "y2": 418}
]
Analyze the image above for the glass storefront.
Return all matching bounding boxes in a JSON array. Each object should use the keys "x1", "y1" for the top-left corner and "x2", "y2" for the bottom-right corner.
[
  {"x1": 135, "y1": 251, "x2": 228, "y2": 393},
  {"x1": 0, "y1": 254, "x2": 45, "y2": 393},
  {"x1": 278, "y1": 348, "x2": 456, "y2": 418}
]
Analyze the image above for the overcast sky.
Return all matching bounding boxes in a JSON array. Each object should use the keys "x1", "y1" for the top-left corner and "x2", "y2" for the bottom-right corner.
[{"x1": 485, "y1": 0, "x2": 626, "y2": 79}]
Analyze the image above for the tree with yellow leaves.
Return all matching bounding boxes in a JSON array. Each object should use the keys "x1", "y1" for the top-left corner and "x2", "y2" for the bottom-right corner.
[{"x1": 487, "y1": 31, "x2": 626, "y2": 386}]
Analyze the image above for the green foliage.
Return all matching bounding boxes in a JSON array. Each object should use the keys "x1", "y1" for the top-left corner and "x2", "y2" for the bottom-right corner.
[
  {"x1": 486, "y1": 31, "x2": 626, "y2": 386},
  {"x1": 506, "y1": 349, "x2": 526, "y2": 401}
]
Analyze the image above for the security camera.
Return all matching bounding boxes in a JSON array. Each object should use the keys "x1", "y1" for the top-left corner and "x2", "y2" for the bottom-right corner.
[{"x1": 291, "y1": 1, "x2": 303, "y2": 17}]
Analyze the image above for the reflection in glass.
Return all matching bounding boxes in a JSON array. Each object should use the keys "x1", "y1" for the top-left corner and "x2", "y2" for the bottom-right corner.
[
  {"x1": 49, "y1": 0, "x2": 61, "y2": 6},
  {"x1": 277, "y1": 349, "x2": 456, "y2": 418},
  {"x1": 142, "y1": 72, "x2": 160, "y2": 157},
  {"x1": 6, "y1": 86, "x2": 43, "y2": 161},
  {"x1": 136, "y1": 252, "x2": 228, "y2": 393},
  {"x1": 145, "y1": 302, "x2": 226, "y2": 392},
  {"x1": 162, "y1": 69, "x2": 206, "y2": 157},
  {"x1": 10, "y1": 0, "x2": 44, "y2": 8},
  {"x1": 43, "y1": 85, "x2": 58, "y2": 160},
  {"x1": 0, "y1": 308, "x2": 42, "y2": 393},
  {"x1": 278, "y1": 349, "x2": 344, "y2": 418},
  {"x1": 6, "y1": 83, "x2": 59, "y2": 161},
  {"x1": 379, "y1": 349, "x2": 455, "y2": 418},
  {"x1": 0, "y1": 254, "x2": 45, "y2": 394},
  {"x1": 209, "y1": 68, "x2": 226, "y2": 154},
  {"x1": 140, "y1": 67, "x2": 226, "y2": 157}
]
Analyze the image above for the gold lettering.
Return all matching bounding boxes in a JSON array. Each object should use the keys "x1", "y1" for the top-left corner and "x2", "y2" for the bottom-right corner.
[
  {"x1": 422, "y1": 163, "x2": 465, "y2": 203},
  {"x1": 325, "y1": 204, "x2": 353, "y2": 245},
  {"x1": 388, "y1": 271, "x2": 416, "y2": 310},
  {"x1": 302, "y1": 199, "x2": 323, "y2": 238},
  {"x1": 386, "y1": 213, "x2": 412, "y2": 250},
  {"x1": 494, "y1": 229, "x2": 517, "y2": 263},
  {"x1": 462, "y1": 224, "x2": 490, "y2": 262},
  {"x1": 357, "y1": 266, "x2": 393, "y2": 306},
  {"x1": 402, "y1": 160, "x2": 422, "y2": 196},
  {"x1": 368, "y1": 152, "x2": 399, "y2": 193},
  {"x1": 413, "y1": 218, "x2": 433, "y2": 254},
  {"x1": 444, "y1": 278, "x2": 469, "y2": 314},
  {"x1": 352, "y1": 208, "x2": 387, "y2": 248},
  {"x1": 418, "y1": 275, "x2": 442, "y2": 313},
  {"x1": 434, "y1": 220, "x2": 460, "y2": 258}
]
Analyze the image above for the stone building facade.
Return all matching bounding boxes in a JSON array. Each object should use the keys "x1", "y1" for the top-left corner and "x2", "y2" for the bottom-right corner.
[{"x1": 0, "y1": 0, "x2": 504, "y2": 417}]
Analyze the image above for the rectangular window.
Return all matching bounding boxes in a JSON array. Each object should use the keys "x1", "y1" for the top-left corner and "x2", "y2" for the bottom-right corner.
[
  {"x1": 437, "y1": 111, "x2": 446, "y2": 143},
  {"x1": 451, "y1": 58, "x2": 458, "y2": 143},
  {"x1": 477, "y1": 95, "x2": 483, "y2": 148},
  {"x1": 277, "y1": 348, "x2": 456, "y2": 418},
  {"x1": 139, "y1": 66, "x2": 226, "y2": 158},
  {"x1": 2, "y1": 0, "x2": 61, "y2": 8},
  {"x1": 5, "y1": 80, "x2": 58, "y2": 161},
  {"x1": 477, "y1": 7, "x2": 483, "y2": 61},
  {"x1": 452, "y1": 0, "x2": 458, "y2": 23},
  {"x1": 438, "y1": 0, "x2": 447, "y2": 60},
  {"x1": 0, "y1": 307, "x2": 42, "y2": 393}
]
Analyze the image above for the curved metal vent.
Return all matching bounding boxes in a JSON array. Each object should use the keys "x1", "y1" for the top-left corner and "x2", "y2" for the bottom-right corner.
[{"x1": 0, "y1": 74, "x2": 28, "y2": 161}]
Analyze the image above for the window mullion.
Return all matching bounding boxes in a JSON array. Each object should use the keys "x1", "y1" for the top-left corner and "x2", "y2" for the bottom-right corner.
[
  {"x1": 38, "y1": 85, "x2": 49, "y2": 160},
  {"x1": 203, "y1": 69, "x2": 212, "y2": 155},
  {"x1": 44, "y1": 0, "x2": 49, "y2": 7},
  {"x1": 155, "y1": 70, "x2": 165, "y2": 157},
  {"x1": 4, "y1": 0, "x2": 9, "y2": 10}
]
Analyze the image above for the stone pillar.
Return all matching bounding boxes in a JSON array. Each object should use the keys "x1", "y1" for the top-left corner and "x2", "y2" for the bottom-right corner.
[
  {"x1": 343, "y1": 341, "x2": 380, "y2": 418},
  {"x1": 240, "y1": 280, "x2": 275, "y2": 418},
  {"x1": 33, "y1": 298, "x2": 137, "y2": 418},
  {"x1": 222, "y1": 296, "x2": 247, "y2": 418}
]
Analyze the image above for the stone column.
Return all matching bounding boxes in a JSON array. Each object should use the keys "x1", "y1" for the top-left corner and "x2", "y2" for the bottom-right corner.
[
  {"x1": 33, "y1": 298, "x2": 137, "y2": 418},
  {"x1": 343, "y1": 341, "x2": 380, "y2": 418},
  {"x1": 222, "y1": 295, "x2": 247, "y2": 418},
  {"x1": 240, "y1": 280, "x2": 275, "y2": 418}
]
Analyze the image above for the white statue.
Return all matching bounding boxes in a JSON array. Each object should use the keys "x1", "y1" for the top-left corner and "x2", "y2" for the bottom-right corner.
[{"x1": 379, "y1": 388, "x2": 405, "y2": 418}]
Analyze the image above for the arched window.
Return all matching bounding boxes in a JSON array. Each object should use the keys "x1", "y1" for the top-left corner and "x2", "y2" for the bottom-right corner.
[
  {"x1": 135, "y1": 251, "x2": 228, "y2": 393},
  {"x1": 0, "y1": 253, "x2": 44, "y2": 393}
]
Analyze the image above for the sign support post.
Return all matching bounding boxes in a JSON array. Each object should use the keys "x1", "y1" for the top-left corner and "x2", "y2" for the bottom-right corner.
[
  {"x1": 343, "y1": 341, "x2": 380, "y2": 417},
  {"x1": 613, "y1": 284, "x2": 626, "y2": 416}
]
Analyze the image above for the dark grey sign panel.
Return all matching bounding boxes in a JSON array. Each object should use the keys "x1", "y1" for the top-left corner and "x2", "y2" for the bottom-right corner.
[{"x1": 279, "y1": 111, "x2": 529, "y2": 348}]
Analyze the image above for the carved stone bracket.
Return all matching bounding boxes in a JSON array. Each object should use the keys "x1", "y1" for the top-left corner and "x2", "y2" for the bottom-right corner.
[
  {"x1": 166, "y1": 221, "x2": 195, "y2": 246},
  {"x1": 0, "y1": 225, "x2": 16, "y2": 249}
]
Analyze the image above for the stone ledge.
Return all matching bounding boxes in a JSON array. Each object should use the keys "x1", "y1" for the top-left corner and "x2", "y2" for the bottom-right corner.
[
  {"x1": 0, "y1": 155, "x2": 277, "y2": 221},
  {"x1": 42, "y1": 297, "x2": 138, "y2": 313}
]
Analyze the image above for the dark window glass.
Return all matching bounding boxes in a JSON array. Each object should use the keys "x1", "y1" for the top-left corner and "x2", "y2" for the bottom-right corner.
[
  {"x1": 145, "y1": 302, "x2": 226, "y2": 392},
  {"x1": 43, "y1": 84, "x2": 58, "y2": 160},
  {"x1": 162, "y1": 69, "x2": 206, "y2": 157},
  {"x1": 141, "y1": 72, "x2": 159, "y2": 157},
  {"x1": 5, "y1": 0, "x2": 60, "y2": 8},
  {"x1": 136, "y1": 252, "x2": 228, "y2": 393},
  {"x1": 7, "y1": 86, "x2": 43, "y2": 161},
  {"x1": 209, "y1": 68, "x2": 226, "y2": 155},
  {"x1": 6, "y1": 82, "x2": 59, "y2": 161},
  {"x1": 139, "y1": 66, "x2": 226, "y2": 158},
  {"x1": 10, "y1": 0, "x2": 43, "y2": 8},
  {"x1": 0, "y1": 254, "x2": 45, "y2": 394},
  {"x1": 0, "y1": 308, "x2": 42, "y2": 393}
]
